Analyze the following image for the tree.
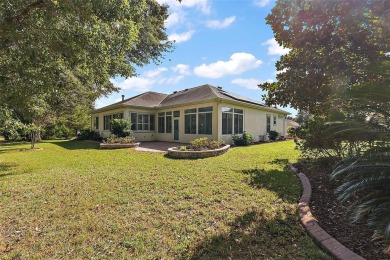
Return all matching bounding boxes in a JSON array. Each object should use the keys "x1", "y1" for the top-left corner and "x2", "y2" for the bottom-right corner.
[
  {"x1": 259, "y1": 0, "x2": 389, "y2": 114},
  {"x1": 262, "y1": 0, "x2": 390, "y2": 242},
  {"x1": 0, "y1": 0, "x2": 172, "y2": 139}
]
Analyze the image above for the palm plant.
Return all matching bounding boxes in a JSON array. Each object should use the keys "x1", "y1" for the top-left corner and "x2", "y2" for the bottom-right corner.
[
  {"x1": 330, "y1": 61, "x2": 390, "y2": 242},
  {"x1": 331, "y1": 145, "x2": 390, "y2": 240}
]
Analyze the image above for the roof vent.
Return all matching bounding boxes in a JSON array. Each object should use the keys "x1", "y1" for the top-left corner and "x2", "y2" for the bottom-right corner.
[
  {"x1": 121, "y1": 95, "x2": 125, "y2": 101},
  {"x1": 217, "y1": 86, "x2": 223, "y2": 90},
  {"x1": 173, "y1": 91, "x2": 177, "y2": 94}
]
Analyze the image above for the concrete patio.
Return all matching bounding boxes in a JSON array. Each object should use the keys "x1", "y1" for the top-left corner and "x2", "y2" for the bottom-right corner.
[{"x1": 135, "y1": 141, "x2": 186, "y2": 153}]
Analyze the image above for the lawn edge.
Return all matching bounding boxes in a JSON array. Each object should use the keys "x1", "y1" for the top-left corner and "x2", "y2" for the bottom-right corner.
[{"x1": 288, "y1": 164, "x2": 365, "y2": 260}]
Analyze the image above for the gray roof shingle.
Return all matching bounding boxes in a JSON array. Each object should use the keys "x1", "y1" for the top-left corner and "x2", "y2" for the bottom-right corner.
[{"x1": 94, "y1": 84, "x2": 288, "y2": 114}]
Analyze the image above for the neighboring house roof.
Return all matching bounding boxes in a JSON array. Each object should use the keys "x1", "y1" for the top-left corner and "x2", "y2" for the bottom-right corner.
[
  {"x1": 93, "y1": 84, "x2": 289, "y2": 114},
  {"x1": 287, "y1": 120, "x2": 300, "y2": 128}
]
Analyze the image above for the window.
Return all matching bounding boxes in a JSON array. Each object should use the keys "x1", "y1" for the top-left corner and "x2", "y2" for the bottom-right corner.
[
  {"x1": 222, "y1": 107, "x2": 243, "y2": 135},
  {"x1": 158, "y1": 112, "x2": 172, "y2": 133},
  {"x1": 113, "y1": 113, "x2": 123, "y2": 119},
  {"x1": 130, "y1": 113, "x2": 137, "y2": 130},
  {"x1": 185, "y1": 108, "x2": 197, "y2": 134},
  {"x1": 138, "y1": 114, "x2": 149, "y2": 131},
  {"x1": 173, "y1": 111, "x2": 180, "y2": 117},
  {"x1": 150, "y1": 114, "x2": 155, "y2": 131},
  {"x1": 158, "y1": 112, "x2": 165, "y2": 133},
  {"x1": 273, "y1": 115, "x2": 277, "y2": 126},
  {"x1": 166, "y1": 112, "x2": 172, "y2": 133},
  {"x1": 94, "y1": 116, "x2": 99, "y2": 130},
  {"x1": 130, "y1": 112, "x2": 155, "y2": 131},
  {"x1": 104, "y1": 115, "x2": 112, "y2": 130},
  {"x1": 266, "y1": 114, "x2": 271, "y2": 133},
  {"x1": 198, "y1": 106, "x2": 213, "y2": 135}
]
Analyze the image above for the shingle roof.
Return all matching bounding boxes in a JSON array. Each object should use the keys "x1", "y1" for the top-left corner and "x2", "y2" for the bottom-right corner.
[{"x1": 94, "y1": 84, "x2": 288, "y2": 114}]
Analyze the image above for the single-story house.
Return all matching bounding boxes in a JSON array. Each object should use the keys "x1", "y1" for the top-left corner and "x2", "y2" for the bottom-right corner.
[{"x1": 91, "y1": 84, "x2": 289, "y2": 144}]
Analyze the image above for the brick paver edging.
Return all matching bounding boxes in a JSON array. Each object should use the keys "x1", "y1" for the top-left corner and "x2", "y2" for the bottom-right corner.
[{"x1": 289, "y1": 164, "x2": 365, "y2": 260}]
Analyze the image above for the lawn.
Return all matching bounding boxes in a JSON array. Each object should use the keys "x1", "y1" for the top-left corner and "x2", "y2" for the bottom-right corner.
[{"x1": 0, "y1": 140, "x2": 329, "y2": 259}]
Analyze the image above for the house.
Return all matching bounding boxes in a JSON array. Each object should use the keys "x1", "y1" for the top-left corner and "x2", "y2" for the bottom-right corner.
[{"x1": 91, "y1": 84, "x2": 289, "y2": 144}]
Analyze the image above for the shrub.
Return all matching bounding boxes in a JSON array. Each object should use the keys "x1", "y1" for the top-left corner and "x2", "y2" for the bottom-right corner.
[
  {"x1": 268, "y1": 130, "x2": 279, "y2": 141},
  {"x1": 232, "y1": 132, "x2": 253, "y2": 146},
  {"x1": 104, "y1": 134, "x2": 136, "y2": 144},
  {"x1": 0, "y1": 115, "x2": 27, "y2": 141},
  {"x1": 189, "y1": 137, "x2": 209, "y2": 151},
  {"x1": 111, "y1": 118, "x2": 132, "y2": 137},
  {"x1": 77, "y1": 129, "x2": 102, "y2": 141},
  {"x1": 43, "y1": 123, "x2": 73, "y2": 139},
  {"x1": 188, "y1": 137, "x2": 224, "y2": 151}
]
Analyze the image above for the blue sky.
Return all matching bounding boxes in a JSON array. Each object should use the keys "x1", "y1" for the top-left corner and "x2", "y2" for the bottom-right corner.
[{"x1": 96, "y1": 0, "x2": 296, "y2": 116}]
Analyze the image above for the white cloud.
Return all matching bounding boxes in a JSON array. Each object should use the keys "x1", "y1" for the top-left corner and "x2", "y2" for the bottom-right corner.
[
  {"x1": 254, "y1": 0, "x2": 271, "y2": 7},
  {"x1": 166, "y1": 75, "x2": 185, "y2": 84},
  {"x1": 194, "y1": 53, "x2": 263, "y2": 79},
  {"x1": 116, "y1": 77, "x2": 155, "y2": 92},
  {"x1": 172, "y1": 64, "x2": 191, "y2": 75},
  {"x1": 206, "y1": 16, "x2": 236, "y2": 29},
  {"x1": 111, "y1": 65, "x2": 188, "y2": 92},
  {"x1": 168, "y1": 30, "x2": 195, "y2": 43},
  {"x1": 143, "y1": 67, "x2": 168, "y2": 78},
  {"x1": 165, "y1": 12, "x2": 181, "y2": 28},
  {"x1": 179, "y1": 0, "x2": 211, "y2": 14},
  {"x1": 262, "y1": 38, "x2": 291, "y2": 56},
  {"x1": 157, "y1": 0, "x2": 211, "y2": 14},
  {"x1": 231, "y1": 78, "x2": 273, "y2": 90}
]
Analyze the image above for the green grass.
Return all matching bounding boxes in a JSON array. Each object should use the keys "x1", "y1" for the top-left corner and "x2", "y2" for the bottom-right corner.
[{"x1": 0, "y1": 140, "x2": 329, "y2": 259}]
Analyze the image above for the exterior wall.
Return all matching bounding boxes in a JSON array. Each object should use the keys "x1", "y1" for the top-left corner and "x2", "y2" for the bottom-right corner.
[
  {"x1": 91, "y1": 100, "x2": 287, "y2": 143},
  {"x1": 91, "y1": 108, "x2": 157, "y2": 140},
  {"x1": 217, "y1": 102, "x2": 287, "y2": 144},
  {"x1": 159, "y1": 101, "x2": 219, "y2": 143},
  {"x1": 124, "y1": 108, "x2": 157, "y2": 142}
]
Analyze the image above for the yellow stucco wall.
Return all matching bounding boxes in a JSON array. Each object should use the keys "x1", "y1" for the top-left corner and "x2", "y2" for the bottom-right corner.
[
  {"x1": 91, "y1": 100, "x2": 287, "y2": 144},
  {"x1": 217, "y1": 101, "x2": 287, "y2": 144}
]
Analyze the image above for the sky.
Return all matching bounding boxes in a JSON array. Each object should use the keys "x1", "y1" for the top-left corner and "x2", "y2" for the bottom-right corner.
[{"x1": 95, "y1": 0, "x2": 296, "y2": 116}]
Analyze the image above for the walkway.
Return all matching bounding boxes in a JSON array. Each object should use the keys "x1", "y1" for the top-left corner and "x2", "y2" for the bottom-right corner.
[{"x1": 135, "y1": 141, "x2": 186, "y2": 153}]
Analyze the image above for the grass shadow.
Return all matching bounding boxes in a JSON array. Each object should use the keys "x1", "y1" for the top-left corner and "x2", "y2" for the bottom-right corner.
[
  {"x1": 188, "y1": 211, "x2": 329, "y2": 259},
  {"x1": 47, "y1": 140, "x2": 100, "y2": 150},
  {"x1": 241, "y1": 168, "x2": 299, "y2": 204},
  {"x1": 0, "y1": 162, "x2": 19, "y2": 178}
]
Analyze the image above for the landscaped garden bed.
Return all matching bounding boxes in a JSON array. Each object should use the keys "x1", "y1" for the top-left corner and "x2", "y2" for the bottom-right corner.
[
  {"x1": 167, "y1": 137, "x2": 229, "y2": 159},
  {"x1": 168, "y1": 144, "x2": 230, "y2": 158},
  {"x1": 294, "y1": 162, "x2": 389, "y2": 259}
]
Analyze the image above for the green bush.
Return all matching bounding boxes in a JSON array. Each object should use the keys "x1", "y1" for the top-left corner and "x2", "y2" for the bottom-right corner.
[
  {"x1": 104, "y1": 134, "x2": 136, "y2": 144},
  {"x1": 43, "y1": 123, "x2": 73, "y2": 139},
  {"x1": 77, "y1": 130, "x2": 102, "y2": 141},
  {"x1": 188, "y1": 137, "x2": 224, "y2": 151},
  {"x1": 268, "y1": 130, "x2": 279, "y2": 141},
  {"x1": 111, "y1": 118, "x2": 132, "y2": 137},
  {"x1": 232, "y1": 132, "x2": 253, "y2": 146},
  {"x1": 0, "y1": 118, "x2": 27, "y2": 141}
]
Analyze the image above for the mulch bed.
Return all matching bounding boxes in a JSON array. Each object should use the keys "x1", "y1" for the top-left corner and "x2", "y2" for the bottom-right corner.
[{"x1": 294, "y1": 162, "x2": 389, "y2": 260}]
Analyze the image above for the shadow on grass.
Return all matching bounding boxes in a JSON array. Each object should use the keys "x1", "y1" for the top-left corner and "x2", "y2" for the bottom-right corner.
[
  {"x1": 241, "y1": 167, "x2": 299, "y2": 204},
  {"x1": 0, "y1": 162, "x2": 18, "y2": 178},
  {"x1": 188, "y1": 211, "x2": 328, "y2": 260},
  {"x1": 47, "y1": 140, "x2": 100, "y2": 150}
]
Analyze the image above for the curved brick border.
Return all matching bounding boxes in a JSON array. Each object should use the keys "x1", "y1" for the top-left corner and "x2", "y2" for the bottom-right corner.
[
  {"x1": 289, "y1": 165, "x2": 365, "y2": 260},
  {"x1": 167, "y1": 145, "x2": 230, "y2": 159}
]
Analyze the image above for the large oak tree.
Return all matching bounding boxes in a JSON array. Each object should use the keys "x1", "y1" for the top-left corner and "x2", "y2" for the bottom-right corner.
[
  {"x1": 0, "y1": 0, "x2": 171, "y2": 123},
  {"x1": 260, "y1": 0, "x2": 389, "y2": 114}
]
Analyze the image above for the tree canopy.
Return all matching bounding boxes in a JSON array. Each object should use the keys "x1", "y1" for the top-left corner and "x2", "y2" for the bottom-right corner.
[
  {"x1": 260, "y1": 0, "x2": 390, "y2": 113},
  {"x1": 0, "y1": 0, "x2": 171, "y2": 123}
]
